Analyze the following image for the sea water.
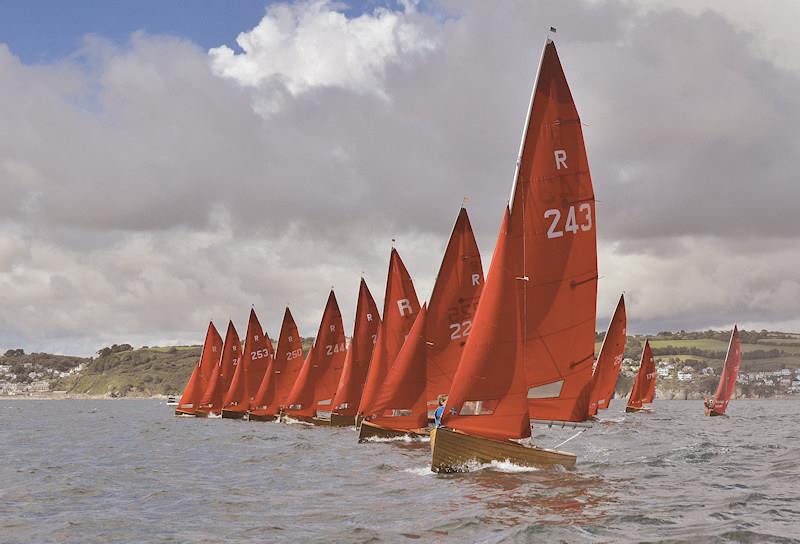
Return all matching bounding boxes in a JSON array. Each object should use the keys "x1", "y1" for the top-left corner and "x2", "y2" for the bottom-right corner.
[{"x1": 1, "y1": 399, "x2": 798, "y2": 543}]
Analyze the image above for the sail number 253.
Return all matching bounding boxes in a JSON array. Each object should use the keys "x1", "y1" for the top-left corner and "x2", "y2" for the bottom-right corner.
[{"x1": 544, "y1": 204, "x2": 592, "y2": 239}]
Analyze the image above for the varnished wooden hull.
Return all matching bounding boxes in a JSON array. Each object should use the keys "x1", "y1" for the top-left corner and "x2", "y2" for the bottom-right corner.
[
  {"x1": 705, "y1": 408, "x2": 725, "y2": 417},
  {"x1": 248, "y1": 412, "x2": 278, "y2": 422},
  {"x1": 221, "y1": 409, "x2": 246, "y2": 419},
  {"x1": 358, "y1": 421, "x2": 429, "y2": 443},
  {"x1": 625, "y1": 406, "x2": 652, "y2": 413},
  {"x1": 329, "y1": 413, "x2": 356, "y2": 427},
  {"x1": 430, "y1": 427, "x2": 576, "y2": 473},
  {"x1": 174, "y1": 409, "x2": 197, "y2": 417}
]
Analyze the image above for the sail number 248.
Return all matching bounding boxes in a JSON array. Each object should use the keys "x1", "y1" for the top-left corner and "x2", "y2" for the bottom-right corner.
[{"x1": 544, "y1": 204, "x2": 592, "y2": 239}]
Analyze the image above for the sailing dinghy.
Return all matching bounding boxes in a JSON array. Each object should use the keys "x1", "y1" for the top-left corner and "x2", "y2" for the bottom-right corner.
[
  {"x1": 249, "y1": 308, "x2": 304, "y2": 422},
  {"x1": 705, "y1": 326, "x2": 741, "y2": 417},
  {"x1": 587, "y1": 295, "x2": 627, "y2": 419},
  {"x1": 175, "y1": 322, "x2": 223, "y2": 416},
  {"x1": 222, "y1": 309, "x2": 274, "y2": 419},
  {"x1": 625, "y1": 340, "x2": 656, "y2": 413},
  {"x1": 330, "y1": 278, "x2": 381, "y2": 426},
  {"x1": 359, "y1": 208, "x2": 484, "y2": 441},
  {"x1": 431, "y1": 36, "x2": 597, "y2": 472},
  {"x1": 357, "y1": 248, "x2": 420, "y2": 430},
  {"x1": 284, "y1": 290, "x2": 347, "y2": 424},
  {"x1": 196, "y1": 321, "x2": 241, "y2": 417}
]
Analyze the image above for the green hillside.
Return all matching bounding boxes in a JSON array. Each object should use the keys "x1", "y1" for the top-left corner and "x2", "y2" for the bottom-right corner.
[{"x1": 52, "y1": 339, "x2": 315, "y2": 397}]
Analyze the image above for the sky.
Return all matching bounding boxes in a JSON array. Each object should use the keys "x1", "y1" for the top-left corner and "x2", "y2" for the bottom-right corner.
[{"x1": 0, "y1": 0, "x2": 798, "y2": 355}]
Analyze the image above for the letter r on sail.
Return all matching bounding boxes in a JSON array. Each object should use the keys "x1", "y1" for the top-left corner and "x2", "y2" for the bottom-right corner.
[
  {"x1": 397, "y1": 299, "x2": 413, "y2": 317},
  {"x1": 554, "y1": 149, "x2": 567, "y2": 170}
]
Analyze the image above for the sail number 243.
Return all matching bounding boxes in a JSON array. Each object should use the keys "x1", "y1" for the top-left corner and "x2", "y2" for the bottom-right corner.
[{"x1": 544, "y1": 204, "x2": 592, "y2": 239}]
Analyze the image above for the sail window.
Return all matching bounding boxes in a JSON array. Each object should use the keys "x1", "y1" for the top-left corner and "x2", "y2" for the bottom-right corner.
[
  {"x1": 527, "y1": 380, "x2": 564, "y2": 399},
  {"x1": 317, "y1": 399, "x2": 332, "y2": 406},
  {"x1": 384, "y1": 409, "x2": 412, "y2": 417},
  {"x1": 458, "y1": 399, "x2": 497, "y2": 416}
]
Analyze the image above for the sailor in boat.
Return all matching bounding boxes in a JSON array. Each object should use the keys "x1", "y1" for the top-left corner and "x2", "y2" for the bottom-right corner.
[
  {"x1": 433, "y1": 395, "x2": 447, "y2": 427},
  {"x1": 704, "y1": 396, "x2": 714, "y2": 411}
]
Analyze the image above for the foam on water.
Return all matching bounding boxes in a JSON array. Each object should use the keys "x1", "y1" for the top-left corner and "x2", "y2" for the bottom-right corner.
[{"x1": 362, "y1": 433, "x2": 431, "y2": 443}]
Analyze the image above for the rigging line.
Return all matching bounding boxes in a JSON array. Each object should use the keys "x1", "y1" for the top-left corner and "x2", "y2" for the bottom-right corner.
[{"x1": 553, "y1": 428, "x2": 587, "y2": 449}]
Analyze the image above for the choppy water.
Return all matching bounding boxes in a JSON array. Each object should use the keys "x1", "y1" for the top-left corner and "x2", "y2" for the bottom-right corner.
[{"x1": 1, "y1": 399, "x2": 799, "y2": 543}]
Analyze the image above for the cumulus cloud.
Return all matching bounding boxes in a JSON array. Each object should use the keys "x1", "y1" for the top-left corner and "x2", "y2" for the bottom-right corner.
[
  {"x1": 209, "y1": 0, "x2": 437, "y2": 100},
  {"x1": 0, "y1": 0, "x2": 798, "y2": 355}
]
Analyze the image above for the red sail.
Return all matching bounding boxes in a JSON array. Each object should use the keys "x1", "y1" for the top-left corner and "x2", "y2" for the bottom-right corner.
[
  {"x1": 285, "y1": 290, "x2": 347, "y2": 418},
  {"x1": 250, "y1": 308, "x2": 304, "y2": 417},
  {"x1": 627, "y1": 340, "x2": 656, "y2": 410},
  {"x1": 368, "y1": 305, "x2": 429, "y2": 430},
  {"x1": 425, "y1": 208, "x2": 485, "y2": 410},
  {"x1": 223, "y1": 309, "x2": 274, "y2": 414},
  {"x1": 176, "y1": 322, "x2": 223, "y2": 414},
  {"x1": 509, "y1": 40, "x2": 598, "y2": 422},
  {"x1": 442, "y1": 209, "x2": 532, "y2": 441},
  {"x1": 710, "y1": 326, "x2": 741, "y2": 415},
  {"x1": 332, "y1": 279, "x2": 380, "y2": 417},
  {"x1": 587, "y1": 295, "x2": 627, "y2": 416},
  {"x1": 198, "y1": 321, "x2": 241, "y2": 415},
  {"x1": 358, "y1": 248, "x2": 421, "y2": 417}
]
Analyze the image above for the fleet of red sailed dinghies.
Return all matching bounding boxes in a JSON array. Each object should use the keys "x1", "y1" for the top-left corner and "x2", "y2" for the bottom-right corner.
[{"x1": 174, "y1": 36, "x2": 743, "y2": 472}]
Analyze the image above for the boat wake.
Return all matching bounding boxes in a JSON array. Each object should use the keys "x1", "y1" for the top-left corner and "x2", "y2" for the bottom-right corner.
[
  {"x1": 361, "y1": 434, "x2": 431, "y2": 444},
  {"x1": 403, "y1": 466, "x2": 434, "y2": 476},
  {"x1": 282, "y1": 417, "x2": 314, "y2": 426}
]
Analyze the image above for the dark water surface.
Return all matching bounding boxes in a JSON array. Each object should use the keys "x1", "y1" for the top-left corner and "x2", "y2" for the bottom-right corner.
[{"x1": 2, "y1": 399, "x2": 799, "y2": 543}]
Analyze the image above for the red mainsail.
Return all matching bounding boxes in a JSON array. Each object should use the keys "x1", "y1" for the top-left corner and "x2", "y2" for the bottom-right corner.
[
  {"x1": 443, "y1": 39, "x2": 598, "y2": 438},
  {"x1": 250, "y1": 308, "x2": 304, "y2": 417},
  {"x1": 223, "y1": 309, "x2": 274, "y2": 415},
  {"x1": 425, "y1": 207, "x2": 484, "y2": 410},
  {"x1": 331, "y1": 278, "x2": 380, "y2": 418},
  {"x1": 358, "y1": 248, "x2": 420, "y2": 417},
  {"x1": 365, "y1": 208, "x2": 485, "y2": 431},
  {"x1": 587, "y1": 295, "x2": 627, "y2": 417},
  {"x1": 442, "y1": 209, "x2": 532, "y2": 440},
  {"x1": 198, "y1": 321, "x2": 241, "y2": 415},
  {"x1": 285, "y1": 290, "x2": 347, "y2": 419},
  {"x1": 176, "y1": 322, "x2": 223, "y2": 414},
  {"x1": 627, "y1": 340, "x2": 656, "y2": 410},
  {"x1": 368, "y1": 304, "x2": 429, "y2": 430},
  {"x1": 708, "y1": 326, "x2": 741, "y2": 415}
]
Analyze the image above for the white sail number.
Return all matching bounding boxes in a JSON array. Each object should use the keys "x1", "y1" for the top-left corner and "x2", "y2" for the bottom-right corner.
[
  {"x1": 449, "y1": 320, "x2": 473, "y2": 340},
  {"x1": 544, "y1": 204, "x2": 592, "y2": 239},
  {"x1": 325, "y1": 342, "x2": 346, "y2": 356},
  {"x1": 286, "y1": 348, "x2": 302, "y2": 360},
  {"x1": 251, "y1": 348, "x2": 271, "y2": 360}
]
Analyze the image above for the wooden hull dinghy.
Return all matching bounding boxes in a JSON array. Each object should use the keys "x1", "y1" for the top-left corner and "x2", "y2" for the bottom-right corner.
[
  {"x1": 705, "y1": 326, "x2": 741, "y2": 417},
  {"x1": 222, "y1": 309, "x2": 274, "y2": 422},
  {"x1": 174, "y1": 322, "x2": 223, "y2": 417},
  {"x1": 430, "y1": 427, "x2": 575, "y2": 473},
  {"x1": 358, "y1": 420, "x2": 429, "y2": 442},
  {"x1": 329, "y1": 279, "x2": 381, "y2": 428},
  {"x1": 247, "y1": 308, "x2": 305, "y2": 423},
  {"x1": 429, "y1": 37, "x2": 600, "y2": 469},
  {"x1": 626, "y1": 340, "x2": 656, "y2": 414},
  {"x1": 284, "y1": 291, "x2": 347, "y2": 425}
]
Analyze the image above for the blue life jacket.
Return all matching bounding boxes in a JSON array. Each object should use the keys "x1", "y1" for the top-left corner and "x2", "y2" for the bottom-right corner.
[{"x1": 433, "y1": 405, "x2": 445, "y2": 427}]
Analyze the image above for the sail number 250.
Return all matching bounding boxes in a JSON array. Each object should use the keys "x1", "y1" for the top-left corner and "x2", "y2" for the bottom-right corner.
[{"x1": 544, "y1": 204, "x2": 592, "y2": 239}]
